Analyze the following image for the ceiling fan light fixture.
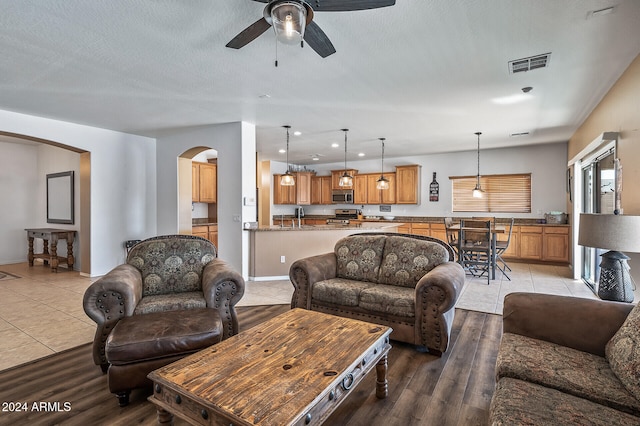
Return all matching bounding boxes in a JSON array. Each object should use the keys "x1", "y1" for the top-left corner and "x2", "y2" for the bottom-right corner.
[{"x1": 271, "y1": 2, "x2": 307, "y2": 45}]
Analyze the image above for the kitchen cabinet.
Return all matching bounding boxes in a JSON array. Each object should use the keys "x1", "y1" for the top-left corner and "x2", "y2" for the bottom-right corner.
[
  {"x1": 354, "y1": 174, "x2": 368, "y2": 204},
  {"x1": 411, "y1": 222, "x2": 431, "y2": 236},
  {"x1": 192, "y1": 162, "x2": 217, "y2": 203},
  {"x1": 353, "y1": 173, "x2": 397, "y2": 205},
  {"x1": 273, "y1": 175, "x2": 296, "y2": 204},
  {"x1": 192, "y1": 224, "x2": 218, "y2": 249},
  {"x1": 496, "y1": 226, "x2": 519, "y2": 258},
  {"x1": 429, "y1": 223, "x2": 447, "y2": 242},
  {"x1": 273, "y1": 172, "x2": 314, "y2": 205},
  {"x1": 543, "y1": 227, "x2": 570, "y2": 262},
  {"x1": 331, "y1": 169, "x2": 358, "y2": 190},
  {"x1": 519, "y1": 226, "x2": 543, "y2": 260},
  {"x1": 395, "y1": 165, "x2": 421, "y2": 204},
  {"x1": 310, "y1": 176, "x2": 332, "y2": 204},
  {"x1": 380, "y1": 173, "x2": 397, "y2": 204},
  {"x1": 517, "y1": 225, "x2": 570, "y2": 262}
]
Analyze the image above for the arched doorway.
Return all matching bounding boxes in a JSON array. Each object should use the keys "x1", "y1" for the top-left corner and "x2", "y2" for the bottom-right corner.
[{"x1": 0, "y1": 131, "x2": 91, "y2": 274}]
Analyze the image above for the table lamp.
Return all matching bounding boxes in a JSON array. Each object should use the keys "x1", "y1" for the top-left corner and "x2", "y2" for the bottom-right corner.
[{"x1": 578, "y1": 213, "x2": 640, "y2": 302}]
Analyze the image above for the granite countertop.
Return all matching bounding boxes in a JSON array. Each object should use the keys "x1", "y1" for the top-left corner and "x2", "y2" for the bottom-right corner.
[
  {"x1": 274, "y1": 215, "x2": 569, "y2": 226},
  {"x1": 254, "y1": 222, "x2": 404, "y2": 232},
  {"x1": 192, "y1": 219, "x2": 218, "y2": 226}
]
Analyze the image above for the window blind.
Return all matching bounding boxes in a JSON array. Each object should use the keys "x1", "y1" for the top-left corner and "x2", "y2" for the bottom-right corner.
[{"x1": 450, "y1": 173, "x2": 531, "y2": 213}]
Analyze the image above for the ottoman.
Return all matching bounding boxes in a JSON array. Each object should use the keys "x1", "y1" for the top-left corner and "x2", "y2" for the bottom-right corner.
[{"x1": 105, "y1": 308, "x2": 222, "y2": 406}]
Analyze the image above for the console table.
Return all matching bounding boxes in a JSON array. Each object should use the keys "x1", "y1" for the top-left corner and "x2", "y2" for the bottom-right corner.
[{"x1": 25, "y1": 228, "x2": 76, "y2": 272}]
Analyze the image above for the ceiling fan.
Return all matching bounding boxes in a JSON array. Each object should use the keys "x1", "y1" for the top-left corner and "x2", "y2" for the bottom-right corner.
[{"x1": 226, "y1": 0, "x2": 396, "y2": 58}]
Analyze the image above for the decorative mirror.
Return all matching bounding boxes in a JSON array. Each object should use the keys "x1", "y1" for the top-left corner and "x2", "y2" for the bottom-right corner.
[{"x1": 47, "y1": 171, "x2": 74, "y2": 224}]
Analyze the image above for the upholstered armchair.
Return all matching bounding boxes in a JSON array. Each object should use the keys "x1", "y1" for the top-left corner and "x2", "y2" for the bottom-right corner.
[{"x1": 83, "y1": 235, "x2": 245, "y2": 371}]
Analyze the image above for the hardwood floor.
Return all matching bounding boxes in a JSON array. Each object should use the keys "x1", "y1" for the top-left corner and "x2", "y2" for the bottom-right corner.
[{"x1": 0, "y1": 305, "x2": 502, "y2": 426}]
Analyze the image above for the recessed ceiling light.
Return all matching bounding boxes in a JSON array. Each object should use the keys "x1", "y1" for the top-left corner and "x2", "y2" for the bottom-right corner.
[
  {"x1": 258, "y1": 94, "x2": 271, "y2": 99},
  {"x1": 293, "y1": 131, "x2": 301, "y2": 136},
  {"x1": 331, "y1": 143, "x2": 339, "y2": 148},
  {"x1": 278, "y1": 149, "x2": 286, "y2": 154},
  {"x1": 312, "y1": 156, "x2": 319, "y2": 161},
  {"x1": 358, "y1": 153, "x2": 365, "y2": 157}
]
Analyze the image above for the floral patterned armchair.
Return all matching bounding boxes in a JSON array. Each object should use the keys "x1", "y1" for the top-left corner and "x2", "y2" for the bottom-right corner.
[{"x1": 83, "y1": 235, "x2": 245, "y2": 370}]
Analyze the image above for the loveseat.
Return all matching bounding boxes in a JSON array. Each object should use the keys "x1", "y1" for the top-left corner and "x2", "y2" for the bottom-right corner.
[
  {"x1": 490, "y1": 292, "x2": 640, "y2": 425},
  {"x1": 289, "y1": 232, "x2": 465, "y2": 355}
]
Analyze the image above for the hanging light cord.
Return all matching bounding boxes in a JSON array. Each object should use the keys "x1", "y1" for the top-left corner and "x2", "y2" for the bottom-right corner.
[
  {"x1": 343, "y1": 129, "x2": 349, "y2": 172},
  {"x1": 380, "y1": 138, "x2": 385, "y2": 178},
  {"x1": 476, "y1": 132, "x2": 481, "y2": 182},
  {"x1": 286, "y1": 126, "x2": 290, "y2": 171}
]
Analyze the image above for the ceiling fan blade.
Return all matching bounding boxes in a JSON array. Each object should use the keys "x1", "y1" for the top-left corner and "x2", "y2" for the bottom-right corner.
[
  {"x1": 303, "y1": 21, "x2": 336, "y2": 58},
  {"x1": 226, "y1": 17, "x2": 271, "y2": 49},
  {"x1": 308, "y1": 0, "x2": 396, "y2": 12}
]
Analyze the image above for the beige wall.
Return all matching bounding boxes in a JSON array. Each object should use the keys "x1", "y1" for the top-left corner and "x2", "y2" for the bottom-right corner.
[
  {"x1": 569, "y1": 53, "x2": 640, "y2": 285},
  {"x1": 568, "y1": 54, "x2": 640, "y2": 214}
]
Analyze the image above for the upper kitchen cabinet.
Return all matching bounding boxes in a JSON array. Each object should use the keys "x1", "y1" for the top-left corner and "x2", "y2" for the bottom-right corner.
[
  {"x1": 395, "y1": 165, "x2": 421, "y2": 204},
  {"x1": 273, "y1": 172, "x2": 315, "y2": 205},
  {"x1": 192, "y1": 161, "x2": 217, "y2": 203},
  {"x1": 331, "y1": 169, "x2": 358, "y2": 190},
  {"x1": 311, "y1": 175, "x2": 332, "y2": 205},
  {"x1": 354, "y1": 173, "x2": 397, "y2": 205}
]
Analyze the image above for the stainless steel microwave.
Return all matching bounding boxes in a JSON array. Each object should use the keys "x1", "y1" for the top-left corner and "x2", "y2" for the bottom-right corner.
[{"x1": 332, "y1": 190, "x2": 354, "y2": 204}]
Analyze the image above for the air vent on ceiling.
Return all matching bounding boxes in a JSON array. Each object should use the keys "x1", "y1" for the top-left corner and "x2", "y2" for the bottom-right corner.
[
  {"x1": 510, "y1": 131, "x2": 530, "y2": 137},
  {"x1": 509, "y1": 53, "x2": 551, "y2": 74}
]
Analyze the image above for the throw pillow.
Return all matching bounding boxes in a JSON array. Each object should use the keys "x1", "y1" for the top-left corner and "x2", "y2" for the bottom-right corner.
[{"x1": 606, "y1": 303, "x2": 640, "y2": 401}]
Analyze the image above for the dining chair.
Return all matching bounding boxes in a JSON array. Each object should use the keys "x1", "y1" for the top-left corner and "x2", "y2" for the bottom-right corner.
[
  {"x1": 495, "y1": 218, "x2": 515, "y2": 280},
  {"x1": 458, "y1": 219, "x2": 491, "y2": 284},
  {"x1": 443, "y1": 217, "x2": 459, "y2": 260}
]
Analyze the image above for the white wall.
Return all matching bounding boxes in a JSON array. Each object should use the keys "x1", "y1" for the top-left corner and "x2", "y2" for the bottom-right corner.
[
  {"x1": 156, "y1": 122, "x2": 256, "y2": 277},
  {"x1": 272, "y1": 142, "x2": 568, "y2": 219},
  {"x1": 0, "y1": 109, "x2": 156, "y2": 276},
  {"x1": 0, "y1": 141, "x2": 39, "y2": 264}
]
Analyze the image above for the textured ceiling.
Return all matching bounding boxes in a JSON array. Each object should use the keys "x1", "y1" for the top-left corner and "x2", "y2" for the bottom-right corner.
[{"x1": 0, "y1": 0, "x2": 639, "y2": 164}]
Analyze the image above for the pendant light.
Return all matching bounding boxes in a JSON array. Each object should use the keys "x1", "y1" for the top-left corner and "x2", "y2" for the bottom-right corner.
[
  {"x1": 376, "y1": 137, "x2": 390, "y2": 190},
  {"x1": 338, "y1": 128, "x2": 353, "y2": 187},
  {"x1": 280, "y1": 125, "x2": 295, "y2": 186},
  {"x1": 472, "y1": 131, "x2": 484, "y2": 198}
]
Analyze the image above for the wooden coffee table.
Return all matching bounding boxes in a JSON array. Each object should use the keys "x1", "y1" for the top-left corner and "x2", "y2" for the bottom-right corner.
[{"x1": 148, "y1": 308, "x2": 392, "y2": 425}]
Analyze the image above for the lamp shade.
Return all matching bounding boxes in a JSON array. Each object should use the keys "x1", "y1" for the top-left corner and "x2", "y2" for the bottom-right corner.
[{"x1": 578, "y1": 214, "x2": 640, "y2": 253}]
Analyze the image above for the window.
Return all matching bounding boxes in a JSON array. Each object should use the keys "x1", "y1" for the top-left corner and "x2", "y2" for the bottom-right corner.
[{"x1": 450, "y1": 173, "x2": 531, "y2": 213}]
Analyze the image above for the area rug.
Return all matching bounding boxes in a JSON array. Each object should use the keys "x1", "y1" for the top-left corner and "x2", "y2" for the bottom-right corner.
[{"x1": 0, "y1": 271, "x2": 20, "y2": 281}]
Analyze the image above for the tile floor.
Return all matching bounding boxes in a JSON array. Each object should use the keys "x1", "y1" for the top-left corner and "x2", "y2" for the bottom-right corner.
[{"x1": 1, "y1": 260, "x2": 633, "y2": 372}]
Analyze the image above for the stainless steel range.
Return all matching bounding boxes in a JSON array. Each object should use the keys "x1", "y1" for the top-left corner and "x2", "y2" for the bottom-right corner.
[{"x1": 326, "y1": 209, "x2": 358, "y2": 225}]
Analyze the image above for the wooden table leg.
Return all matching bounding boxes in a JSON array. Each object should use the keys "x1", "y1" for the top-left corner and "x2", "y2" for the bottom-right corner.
[
  {"x1": 66, "y1": 233, "x2": 75, "y2": 270},
  {"x1": 50, "y1": 236, "x2": 59, "y2": 272},
  {"x1": 156, "y1": 407, "x2": 174, "y2": 425},
  {"x1": 375, "y1": 354, "x2": 388, "y2": 399},
  {"x1": 27, "y1": 237, "x2": 35, "y2": 266},
  {"x1": 42, "y1": 239, "x2": 50, "y2": 265}
]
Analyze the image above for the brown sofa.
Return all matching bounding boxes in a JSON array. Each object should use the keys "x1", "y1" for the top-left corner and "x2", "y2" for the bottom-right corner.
[
  {"x1": 490, "y1": 292, "x2": 640, "y2": 425},
  {"x1": 289, "y1": 232, "x2": 465, "y2": 355}
]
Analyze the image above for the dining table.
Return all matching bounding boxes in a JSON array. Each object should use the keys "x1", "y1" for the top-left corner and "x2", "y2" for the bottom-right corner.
[{"x1": 448, "y1": 223, "x2": 505, "y2": 280}]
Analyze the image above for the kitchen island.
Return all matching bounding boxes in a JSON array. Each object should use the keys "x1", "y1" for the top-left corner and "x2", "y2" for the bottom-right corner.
[{"x1": 249, "y1": 222, "x2": 402, "y2": 279}]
